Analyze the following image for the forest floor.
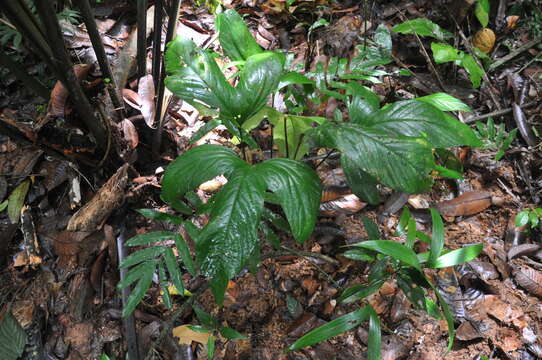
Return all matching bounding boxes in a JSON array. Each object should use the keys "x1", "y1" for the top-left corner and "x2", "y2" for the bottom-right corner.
[{"x1": 1, "y1": 0, "x2": 542, "y2": 359}]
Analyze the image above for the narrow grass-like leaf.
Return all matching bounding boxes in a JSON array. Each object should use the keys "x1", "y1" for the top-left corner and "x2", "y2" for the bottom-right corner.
[
  {"x1": 338, "y1": 280, "x2": 385, "y2": 304},
  {"x1": 120, "y1": 246, "x2": 166, "y2": 268},
  {"x1": 405, "y1": 217, "x2": 417, "y2": 248},
  {"x1": 164, "y1": 247, "x2": 185, "y2": 295},
  {"x1": 174, "y1": 234, "x2": 196, "y2": 276},
  {"x1": 125, "y1": 231, "x2": 177, "y2": 246},
  {"x1": 158, "y1": 262, "x2": 172, "y2": 309},
  {"x1": 207, "y1": 335, "x2": 215, "y2": 360},
  {"x1": 288, "y1": 306, "x2": 372, "y2": 351},
  {"x1": 137, "y1": 209, "x2": 184, "y2": 224},
  {"x1": 367, "y1": 305, "x2": 381, "y2": 360},
  {"x1": 432, "y1": 244, "x2": 483, "y2": 268},
  {"x1": 357, "y1": 240, "x2": 421, "y2": 270},
  {"x1": 220, "y1": 327, "x2": 248, "y2": 340},
  {"x1": 123, "y1": 263, "x2": 155, "y2": 317},
  {"x1": 342, "y1": 249, "x2": 375, "y2": 262},
  {"x1": 429, "y1": 208, "x2": 444, "y2": 267}
]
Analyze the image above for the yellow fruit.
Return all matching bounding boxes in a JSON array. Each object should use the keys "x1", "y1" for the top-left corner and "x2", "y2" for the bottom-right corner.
[{"x1": 473, "y1": 28, "x2": 496, "y2": 54}]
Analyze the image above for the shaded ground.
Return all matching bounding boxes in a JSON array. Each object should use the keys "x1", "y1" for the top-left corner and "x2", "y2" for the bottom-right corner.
[{"x1": 1, "y1": 0, "x2": 542, "y2": 359}]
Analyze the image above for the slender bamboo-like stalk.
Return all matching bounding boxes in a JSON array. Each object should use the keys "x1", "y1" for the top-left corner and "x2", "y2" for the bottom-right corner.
[
  {"x1": 152, "y1": 0, "x2": 181, "y2": 157},
  {"x1": 152, "y1": 0, "x2": 163, "y2": 89},
  {"x1": 34, "y1": 0, "x2": 107, "y2": 150},
  {"x1": 74, "y1": 0, "x2": 125, "y2": 121},
  {"x1": 0, "y1": 52, "x2": 50, "y2": 100},
  {"x1": 137, "y1": 0, "x2": 148, "y2": 78}
]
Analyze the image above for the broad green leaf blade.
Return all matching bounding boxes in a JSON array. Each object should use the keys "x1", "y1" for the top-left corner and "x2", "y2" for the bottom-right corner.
[
  {"x1": 309, "y1": 122, "x2": 435, "y2": 195},
  {"x1": 193, "y1": 305, "x2": 217, "y2": 329},
  {"x1": 338, "y1": 280, "x2": 385, "y2": 304},
  {"x1": 136, "y1": 209, "x2": 184, "y2": 224},
  {"x1": 515, "y1": 210, "x2": 530, "y2": 227},
  {"x1": 364, "y1": 100, "x2": 481, "y2": 147},
  {"x1": 416, "y1": 93, "x2": 472, "y2": 112},
  {"x1": 234, "y1": 52, "x2": 285, "y2": 121},
  {"x1": 431, "y1": 42, "x2": 463, "y2": 63},
  {"x1": 278, "y1": 72, "x2": 315, "y2": 90},
  {"x1": 474, "y1": 0, "x2": 490, "y2": 27},
  {"x1": 125, "y1": 231, "x2": 177, "y2": 246},
  {"x1": 207, "y1": 335, "x2": 215, "y2": 360},
  {"x1": 120, "y1": 247, "x2": 166, "y2": 268},
  {"x1": 0, "y1": 310, "x2": 27, "y2": 360},
  {"x1": 460, "y1": 54, "x2": 484, "y2": 88},
  {"x1": 164, "y1": 36, "x2": 236, "y2": 112},
  {"x1": 161, "y1": 145, "x2": 247, "y2": 211},
  {"x1": 215, "y1": 9, "x2": 262, "y2": 61},
  {"x1": 123, "y1": 262, "x2": 155, "y2": 317},
  {"x1": 271, "y1": 115, "x2": 325, "y2": 159},
  {"x1": 288, "y1": 306, "x2": 372, "y2": 352},
  {"x1": 341, "y1": 156, "x2": 381, "y2": 205},
  {"x1": 429, "y1": 209, "x2": 445, "y2": 267},
  {"x1": 189, "y1": 118, "x2": 222, "y2": 145},
  {"x1": 348, "y1": 96, "x2": 379, "y2": 125},
  {"x1": 432, "y1": 244, "x2": 483, "y2": 268},
  {"x1": 164, "y1": 247, "x2": 185, "y2": 295},
  {"x1": 174, "y1": 234, "x2": 196, "y2": 276},
  {"x1": 358, "y1": 240, "x2": 421, "y2": 270},
  {"x1": 196, "y1": 168, "x2": 266, "y2": 303},
  {"x1": 392, "y1": 18, "x2": 453, "y2": 41},
  {"x1": 220, "y1": 327, "x2": 248, "y2": 340},
  {"x1": 7, "y1": 179, "x2": 30, "y2": 224},
  {"x1": 254, "y1": 159, "x2": 321, "y2": 243}
]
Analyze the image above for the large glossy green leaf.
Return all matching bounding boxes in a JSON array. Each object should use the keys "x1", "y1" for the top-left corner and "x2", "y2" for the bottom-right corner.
[
  {"x1": 196, "y1": 168, "x2": 266, "y2": 302},
  {"x1": 339, "y1": 280, "x2": 385, "y2": 304},
  {"x1": 288, "y1": 305, "x2": 380, "y2": 359},
  {"x1": 161, "y1": 145, "x2": 247, "y2": 211},
  {"x1": 254, "y1": 159, "x2": 321, "y2": 242},
  {"x1": 0, "y1": 310, "x2": 27, "y2": 360},
  {"x1": 357, "y1": 240, "x2": 421, "y2": 270},
  {"x1": 233, "y1": 52, "x2": 285, "y2": 121},
  {"x1": 215, "y1": 9, "x2": 262, "y2": 62},
  {"x1": 165, "y1": 36, "x2": 234, "y2": 110},
  {"x1": 416, "y1": 93, "x2": 472, "y2": 112},
  {"x1": 309, "y1": 122, "x2": 435, "y2": 197},
  {"x1": 363, "y1": 101, "x2": 480, "y2": 147},
  {"x1": 341, "y1": 155, "x2": 380, "y2": 205},
  {"x1": 392, "y1": 18, "x2": 453, "y2": 41}
]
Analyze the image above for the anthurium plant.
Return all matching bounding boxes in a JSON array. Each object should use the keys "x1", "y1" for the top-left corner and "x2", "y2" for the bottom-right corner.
[{"x1": 119, "y1": 9, "x2": 483, "y2": 359}]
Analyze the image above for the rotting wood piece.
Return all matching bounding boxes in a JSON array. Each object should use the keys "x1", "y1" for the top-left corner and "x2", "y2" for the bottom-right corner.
[{"x1": 67, "y1": 163, "x2": 130, "y2": 231}]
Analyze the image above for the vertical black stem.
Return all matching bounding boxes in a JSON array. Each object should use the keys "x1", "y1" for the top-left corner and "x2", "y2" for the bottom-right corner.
[
  {"x1": 0, "y1": 52, "x2": 49, "y2": 99},
  {"x1": 151, "y1": 0, "x2": 181, "y2": 157},
  {"x1": 283, "y1": 115, "x2": 289, "y2": 158},
  {"x1": 152, "y1": 0, "x2": 163, "y2": 90},
  {"x1": 137, "y1": 0, "x2": 148, "y2": 78},
  {"x1": 74, "y1": 0, "x2": 124, "y2": 121},
  {"x1": 34, "y1": 0, "x2": 107, "y2": 150}
]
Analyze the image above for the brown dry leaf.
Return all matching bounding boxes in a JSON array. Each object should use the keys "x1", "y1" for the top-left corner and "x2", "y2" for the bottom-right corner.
[
  {"x1": 49, "y1": 64, "x2": 92, "y2": 117},
  {"x1": 120, "y1": 119, "x2": 139, "y2": 149},
  {"x1": 261, "y1": 0, "x2": 286, "y2": 14},
  {"x1": 435, "y1": 191, "x2": 492, "y2": 216},
  {"x1": 122, "y1": 88, "x2": 141, "y2": 110},
  {"x1": 321, "y1": 185, "x2": 351, "y2": 202},
  {"x1": 319, "y1": 194, "x2": 366, "y2": 216},
  {"x1": 497, "y1": 328, "x2": 523, "y2": 352},
  {"x1": 301, "y1": 277, "x2": 319, "y2": 295},
  {"x1": 138, "y1": 74, "x2": 156, "y2": 128},
  {"x1": 13, "y1": 252, "x2": 42, "y2": 267},
  {"x1": 484, "y1": 296, "x2": 524, "y2": 324},
  {"x1": 172, "y1": 324, "x2": 212, "y2": 345},
  {"x1": 513, "y1": 265, "x2": 542, "y2": 297},
  {"x1": 456, "y1": 321, "x2": 483, "y2": 341}
]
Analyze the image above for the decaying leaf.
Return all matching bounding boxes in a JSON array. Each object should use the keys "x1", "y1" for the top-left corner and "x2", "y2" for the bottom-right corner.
[
  {"x1": 138, "y1": 74, "x2": 156, "y2": 128},
  {"x1": 435, "y1": 191, "x2": 492, "y2": 216},
  {"x1": 122, "y1": 89, "x2": 141, "y2": 110},
  {"x1": 172, "y1": 324, "x2": 212, "y2": 345},
  {"x1": 513, "y1": 265, "x2": 542, "y2": 298},
  {"x1": 120, "y1": 119, "x2": 139, "y2": 149},
  {"x1": 319, "y1": 194, "x2": 366, "y2": 216},
  {"x1": 49, "y1": 64, "x2": 92, "y2": 117}
]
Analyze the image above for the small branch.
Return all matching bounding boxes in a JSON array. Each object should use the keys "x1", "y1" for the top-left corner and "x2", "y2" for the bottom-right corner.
[
  {"x1": 489, "y1": 38, "x2": 542, "y2": 72},
  {"x1": 74, "y1": 0, "x2": 125, "y2": 121},
  {"x1": 464, "y1": 101, "x2": 539, "y2": 124}
]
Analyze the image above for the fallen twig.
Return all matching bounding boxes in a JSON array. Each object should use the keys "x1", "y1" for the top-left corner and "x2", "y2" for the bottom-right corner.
[
  {"x1": 489, "y1": 38, "x2": 542, "y2": 72},
  {"x1": 464, "y1": 101, "x2": 539, "y2": 123}
]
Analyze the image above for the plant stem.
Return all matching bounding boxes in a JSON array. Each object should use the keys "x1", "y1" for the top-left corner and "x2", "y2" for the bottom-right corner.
[
  {"x1": 0, "y1": 52, "x2": 49, "y2": 100},
  {"x1": 137, "y1": 0, "x2": 148, "y2": 78},
  {"x1": 152, "y1": 0, "x2": 163, "y2": 90},
  {"x1": 34, "y1": 0, "x2": 107, "y2": 150},
  {"x1": 152, "y1": 0, "x2": 181, "y2": 157},
  {"x1": 74, "y1": 0, "x2": 125, "y2": 121}
]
